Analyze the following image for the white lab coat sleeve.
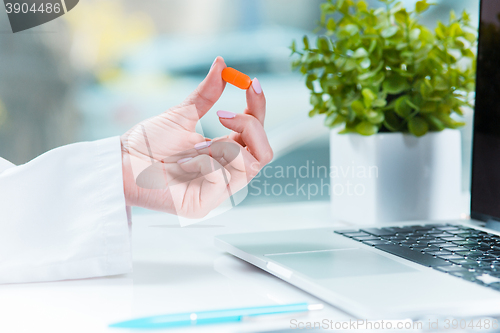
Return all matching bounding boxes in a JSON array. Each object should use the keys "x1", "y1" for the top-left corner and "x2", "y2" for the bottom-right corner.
[
  {"x1": 0, "y1": 157, "x2": 15, "y2": 173},
  {"x1": 0, "y1": 137, "x2": 132, "y2": 284}
]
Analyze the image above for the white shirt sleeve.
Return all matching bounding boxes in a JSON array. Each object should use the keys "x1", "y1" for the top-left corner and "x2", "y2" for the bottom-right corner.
[
  {"x1": 0, "y1": 157, "x2": 15, "y2": 174},
  {"x1": 0, "y1": 137, "x2": 132, "y2": 284}
]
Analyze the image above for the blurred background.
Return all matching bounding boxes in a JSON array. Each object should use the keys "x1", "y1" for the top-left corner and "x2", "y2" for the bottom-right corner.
[{"x1": 0, "y1": 0, "x2": 480, "y2": 209}]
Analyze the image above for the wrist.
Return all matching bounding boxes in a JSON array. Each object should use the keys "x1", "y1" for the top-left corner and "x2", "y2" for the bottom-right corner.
[{"x1": 121, "y1": 136, "x2": 138, "y2": 207}]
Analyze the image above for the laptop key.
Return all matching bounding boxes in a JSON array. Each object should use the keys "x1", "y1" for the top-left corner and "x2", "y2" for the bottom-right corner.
[
  {"x1": 374, "y1": 244, "x2": 452, "y2": 267},
  {"x1": 439, "y1": 243, "x2": 457, "y2": 248},
  {"x1": 386, "y1": 236, "x2": 408, "y2": 241},
  {"x1": 427, "y1": 240, "x2": 447, "y2": 245},
  {"x1": 411, "y1": 245, "x2": 429, "y2": 250},
  {"x1": 352, "y1": 236, "x2": 380, "y2": 241},
  {"x1": 434, "y1": 265, "x2": 469, "y2": 273},
  {"x1": 452, "y1": 240, "x2": 479, "y2": 246},
  {"x1": 442, "y1": 246, "x2": 467, "y2": 252},
  {"x1": 426, "y1": 233, "x2": 453, "y2": 238},
  {"x1": 360, "y1": 228, "x2": 398, "y2": 236},
  {"x1": 446, "y1": 230, "x2": 472, "y2": 235},
  {"x1": 334, "y1": 230, "x2": 359, "y2": 234},
  {"x1": 465, "y1": 245, "x2": 493, "y2": 251},
  {"x1": 449, "y1": 259, "x2": 479, "y2": 265},
  {"x1": 342, "y1": 232, "x2": 370, "y2": 238},
  {"x1": 437, "y1": 254, "x2": 465, "y2": 260},
  {"x1": 421, "y1": 246, "x2": 442, "y2": 252},
  {"x1": 450, "y1": 271, "x2": 482, "y2": 281},
  {"x1": 427, "y1": 230, "x2": 450, "y2": 235},
  {"x1": 362, "y1": 240, "x2": 393, "y2": 246},
  {"x1": 426, "y1": 250, "x2": 452, "y2": 256},
  {"x1": 455, "y1": 252, "x2": 481, "y2": 258},
  {"x1": 440, "y1": 236, "x2": 465, "y2": 242}
]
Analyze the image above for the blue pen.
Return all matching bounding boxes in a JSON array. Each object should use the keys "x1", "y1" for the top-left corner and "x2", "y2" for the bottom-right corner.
[{"x1": 109, "y1": 303, "x2": 323, "y2": 329}]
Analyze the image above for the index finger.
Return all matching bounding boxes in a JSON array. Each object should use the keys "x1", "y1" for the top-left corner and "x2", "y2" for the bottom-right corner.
[{"x1": 180, "y1": 56, "x2": 227, "y2": 119}]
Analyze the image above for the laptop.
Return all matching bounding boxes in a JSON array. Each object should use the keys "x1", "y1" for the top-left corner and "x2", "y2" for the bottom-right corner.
[{"x1": 215, "y1": 0, "x2": 500, "y2": 319}]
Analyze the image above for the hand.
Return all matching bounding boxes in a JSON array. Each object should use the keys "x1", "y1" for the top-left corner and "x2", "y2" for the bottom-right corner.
[{"x1": 121, "y1": 57, "x2": 273, "y2": 218}]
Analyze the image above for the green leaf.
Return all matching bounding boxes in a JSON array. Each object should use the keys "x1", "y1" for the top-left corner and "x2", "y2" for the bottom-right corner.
[
  {"x1": 462, "y1": 10, "x2": 470, "y2": 23},
  {"x1": 438, "y1": 103, "x2": 452, "y2": 114},
  {"x1": 317, "y1": 37, "x2": 332, "y2": 53},
  {"x1": 320, "y1": 2, "x2": 336, "y2": 13},
  {"x1": 355, "y1": 121, "x2": 378, "y2": 136},
  {"x1": 381, "y1": 26, "x2": 399, "y2": 38},
  {"x1": 373, "y1": 99, "x2": 387, "y2": 107},
  {"x1": 449, "y1": 22, "x2": 462, "y2": 38},
  {"x1": 420, "y1": 27, "x2": 435, "y2": 43},
  {"x1": 351, "y1": 100, "x2": 365, "y2": 116},
  {"x1": 290, "y1": 40, "x2": 296, "y2": 54},
  {"x1": 394, "y1": 96, "x2": 412, "y2": 118},
  {"x1": 353, "y1": 47, "x2": 369, "y2": 58},
  {"x1": 344, "y1": 59, "x2": 357, "y2": 71},
  {"x1": 394, "y1": 9, "x2": 408, "y2": 23},
  {"x1": 358, "y1": 70, "x2": 378, "y2": 81},
  {"x1": 325, "y1": 114, "x2": 346, "y2": 127},
  {"x1": 408, "y1": 117, "x2": 429, "y2": 137},
  {"x1": 435, "y1": 22, "x2": 447, "y2": 40},
  {"x1": 409, "y1": 28, "x2": 421, "y2": 42},
  {"x1": 359, "y1": 58, "x2": 371, "y2": 69},
  {"x1": 305, "y1": 74, "x2": 317, "y2": 90},
  {"x1": 368, "y1": 39, "x2": 378, "y2": 53},
  {"x1": 384, "y1": 111, "x2": 402, "y2": 131},
  {"x1": 449, "y1": 10, "x2": 456, "y2": 22},
  {"x1": 434, "y1": 76, "x2": 448, "y2": 91},
  {"x1": 303, "y1": 36, "x2": 310, "y2": 50},
  {"x1": 326, "y1": 18, "x2": 336, "y2": 31},
  {"x1": 405, "y1": 98, "x2": 420, "y2": 110},
  {"x1": 342, "y1": 24, "x2": 360, "y2": 37},
  {"x1": 424, "y1": 114, "x2": 445, "y2": 131},
  {"x1": 415, "y1": 0, "x2": 430, "y2": 13},
  {"x1": 435, "y1": 113, "x2": 465, "y2": 129},
  {"x1": 383, "y1": 75, "x2": 410, "y2": 94},
  {"x1": 461, "y1": 48, "x2": 475, "y2": 58},
  {"x1": 463, "y1": 32, "x2": 476, "y2": 43},
  {"x1": 357, "y1": 0, "x2": 368, "y2": 12},
  {"x1": 420, "y1": 102, "x2": 437, "y2": 113},
  {"x1": 362, "y1": 88, "x2": 376, "y2": 108},
  {"x1": 372, "y1": 71, "x2": 386, "y2": 86},
  {"x1": 310, "y1": 93, "x2": 322, "y2": 106},
  {"x1": 366, "y1": 111, "x2": 385, "y2": 124}
]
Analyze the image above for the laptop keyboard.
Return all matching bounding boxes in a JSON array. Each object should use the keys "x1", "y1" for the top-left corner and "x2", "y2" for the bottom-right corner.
[{"x1": 335, "y1": 224, "x2": 500, "y2": 291}]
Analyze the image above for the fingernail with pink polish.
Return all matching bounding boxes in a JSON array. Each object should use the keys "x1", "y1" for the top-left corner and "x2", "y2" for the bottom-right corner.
[
  {"x1": 217, "y1": 110, "x2": 236, "y2": 119},
  {"x1": 177, "y1": 157, "x2": 193, "y2": 164},
  {"x1": 252, "y1": 78, "x2": 262, "y2": 94},
  {"x1": 210, "y1": 57, "x2": 217, "y2": 70},
  {"x1": 194, "y1": 141, "x2": 212, "y2": 150}
]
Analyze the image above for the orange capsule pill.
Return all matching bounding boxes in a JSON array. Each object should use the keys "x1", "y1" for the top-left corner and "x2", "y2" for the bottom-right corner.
[{"x1": 221, "y1": 67, "x2": 252, "y2": 90}]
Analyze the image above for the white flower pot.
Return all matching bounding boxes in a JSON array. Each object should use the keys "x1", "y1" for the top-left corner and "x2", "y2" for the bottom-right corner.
[{"x1": 330, "y1": 130, "x2": 462, "y2": 224}]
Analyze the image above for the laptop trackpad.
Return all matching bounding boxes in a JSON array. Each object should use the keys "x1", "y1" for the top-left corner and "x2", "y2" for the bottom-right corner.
[{"x1": 266, "y1": 249, "x2": 416, "y2": 279}]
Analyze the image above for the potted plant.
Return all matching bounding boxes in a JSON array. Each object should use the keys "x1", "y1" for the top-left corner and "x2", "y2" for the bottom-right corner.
[{"x1": 291, "y1": 0, "x2": 477, "y2": 224}]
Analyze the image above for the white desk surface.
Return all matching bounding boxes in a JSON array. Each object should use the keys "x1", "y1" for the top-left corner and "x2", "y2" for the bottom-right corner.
[{"x1": 0, "y1": 201, "x2": 361, "y2": 333}]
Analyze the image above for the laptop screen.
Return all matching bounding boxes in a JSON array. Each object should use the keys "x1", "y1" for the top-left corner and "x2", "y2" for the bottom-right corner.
[{"x1": 471, "y1": 0, "x2": 500, "y2": 221}]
